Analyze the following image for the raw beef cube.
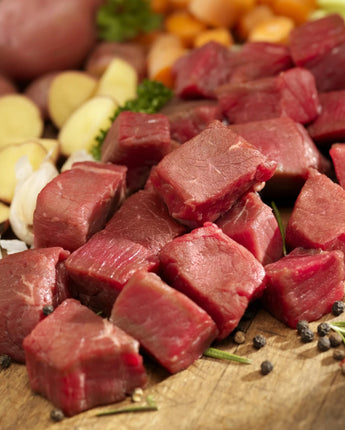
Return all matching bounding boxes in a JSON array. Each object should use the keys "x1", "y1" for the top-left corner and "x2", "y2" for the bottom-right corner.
[
  {"x1": 159, "y1": 223, "x2": 266, "y2": 340},
  {"x1": 216, "y1": 192, "x2": 283, "y2": 265},
  {"x1": 111, "y1": 271, "x2": 218, "y2": 373},
  {"x1": 286, "y1": 169, "x2": 345, "y2": 255},
  {"x1": 161, "y1": 98, "x2": 223, "y2": 143},
  {"x1": 229, "y1": 41, "x2": 293, "y2": 84},
  {"x1": 229, "y1": 117, "x2": 330, "y2": 196},
  {"x1": 262, "y1": 248, "x2": 345, "y2": 328},
  {"x1": 101, "y1": 111, "x2": 171, "y2": 167},
  {"x1": 150, "y1": 120, "x2": 276, "y2": 227},
  {"x1": 290, "y1": 14, "x2": 345, "y2": 92},
  {"x1": 0, "y1": 247, "x2": 70, "y2": 362},
  {"x1": 172, "y1": 41, "x2": 233, "y2": 98},
  {"x1": 105, "y1": 189, "x2": 187, "y2": 254},
  {"x1": 33, "y1": 161, "x2": 127, "y2": 252},
  {"x1": 65, "y1": 230, "x2": 159, "y2": 316},
  {"x1": 307, "y1": 91, "x2": 345, "y2": 144},
  {"x1": 330, "y1": 143, "x2": 345, "y2": 188},
  {"x1": 23, "y1": 299, "x2": 147, "y2": 416},
  {"x1": 217, "y1": 67, "x2": 320, "y2": 125}
]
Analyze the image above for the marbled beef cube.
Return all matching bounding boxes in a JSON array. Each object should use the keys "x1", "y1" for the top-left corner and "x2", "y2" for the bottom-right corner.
[
  {"x1": 216, "y1": 192, "x2": 283, "y2": 265},
  {"x1": 0, "y1": 247, "x2": 70, "y2": 362},
  {"x1": 290, "y1": 14, "x2": 345, "y2": 92},
  {"x1": 262, "y1": 248, "x2": 345, "y2": 328},
  {"x1": 111, "y1": 271, "x2": 218, "y2": 374},
  {"x1": 150, "y1": 120, "x2": 276, "y2": 228},
  {"x1": 23, "y1": 299, "x2": 147, "y2": 416},
  {"x1": 101, "y1": 111, "x2": 171, "y2": 167},
  {"x1": 217, "y1": 67, "x2": 320, "y2": 125},
  {"x1": 307, "y1": 91, "x2": 345, "y2": 145},
  {"x1": 66, "y1": 189, "x2": 186, "y2": 315},
  {"x1": 286, "y1": 169, "x2": 345, "y2": 255},
  {"x1": 172, "y1": 41, "x2": 233, "y2": 98},
  {"x1": 159, "y1": 223, "x2": 266, "y2": 340},
  {"x1": 161, "y1": 98, "x2": 223, "y2": 143},
  {"x1": 33, "y1": 161, "x2": 127, "y2": 252},
  {"x1": 330, "y1": 143, "x2": 345, "y2": 188},
  {"x1": 229, "y1": 117, "x2": 330, "y2": 196}
]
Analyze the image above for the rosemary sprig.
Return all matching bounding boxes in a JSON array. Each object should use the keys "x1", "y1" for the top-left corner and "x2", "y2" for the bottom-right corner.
[
  {"x1": 95, "y1": 395, "x2": 158, "y2": 416},
  {"x1": 329, "y1": 321, "x2": 345, "y2": 345},
  {"x1": 271, "y1": 201, "x2": 287, "y2": 256},
  {"x1": 204, "y1": 347, "x2": 252, "y2": 364}
]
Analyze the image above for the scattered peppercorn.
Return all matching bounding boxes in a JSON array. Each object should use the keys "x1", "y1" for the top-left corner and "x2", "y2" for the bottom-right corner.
[
  {"x1": 329, "y1": 332, "x2": 343, "y2": 348},
  {"x1": 234, "y1": 330, "x2": 246, "y2": 344},
  {"x1": 317, "y1": 322, "x2": 331, "y2": 337},
  {"x1": 131, "y1": 387, "x2": 144, "y2": 403},
  {"x1": 260, "y1": 360, "x2": 273, "y2": 375},
  {"x1": 300, "y1": 328, "x2": 314, "y2": 343},
  {"x1": 0, "y1": 354, "x2": 11, "y2": 369},
  {"x1": 296, "y1": 320, "x2": 309, "y2": 335},
  {"x1": 332, "y1": 301, "x2": 345, "y2": 316},
  {"x1": 42, "y1": 305, "x2": 54, "y2": 316},
  {"x1": 333, "y1": 349, "x2": 345, "y2": 361},
  {"x1": 317, "y1": 336, "x2": 331, "y2": 352},
  {"x1": 253, "y1": 334, "x2": 266, "y2": 349},
  {"x1": 50, "y1": 408, "x2": 64, "y2": 422}
]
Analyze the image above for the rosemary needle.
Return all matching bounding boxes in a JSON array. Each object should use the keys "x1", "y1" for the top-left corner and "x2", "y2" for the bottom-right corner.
[
  {"x1": 204, "y1": 347, "x2": 252, "y2": 364},
  {"x1": 96, "y1": 395, "x2": 158, "y2": 416}
]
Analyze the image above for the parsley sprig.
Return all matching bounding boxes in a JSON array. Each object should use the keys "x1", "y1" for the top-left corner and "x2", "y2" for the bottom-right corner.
[{"x1": 97, "y1": 0, "x2": 162, "y2": 42}]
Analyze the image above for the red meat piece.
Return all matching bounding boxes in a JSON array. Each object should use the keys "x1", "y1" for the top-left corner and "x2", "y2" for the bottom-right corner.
[
  {"x1": 33, "y1": 161, "x2": 127, "y2": 252},
  {"x1": 330, "y1": 143, "x2": 345, "y2": 188},
  {"x1": 150, "y1": 120, "x2": 276, "y2": 228},
  {"x1": 216, "y1": 192, "x2": 283, "y2": 265},
  {"x1": 290, "y1": 14, "x2": 345, "y2": 92},
  {"x1": 217, "y1": 67, "x2": 320, "y2": 125},
  {"x1": 307, "y1": 91, "x2": 345, "y2": 144},
  {"x1": 172, "y1": 41, "x2": 233, "y2": 98},
  {"x1": 23, "y1": 299, "x2": 147, "y2": 416},
  {"x1": 101, "y1": 111, "x2": 171, "y2": 167},
  {"x1": 286, "y1": 169, "x2": 345, "y2": 255},
  {"x1": 262, "y1": 248, "x2": 345, "y2": 328},
  {"x1": 111, "y1": 271, "x2": 218, "y2": 373},
  {"x1": 159, "y1": 223, "x2": 266, "y2": 340},
  {"x1": 0, "y1": 247, "x2": 70, "y2": 362}
]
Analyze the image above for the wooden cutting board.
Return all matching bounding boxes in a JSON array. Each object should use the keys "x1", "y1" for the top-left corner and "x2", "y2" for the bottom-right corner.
[{"x1": 1, "y1": 306, "x2": 345, "y2": 430}]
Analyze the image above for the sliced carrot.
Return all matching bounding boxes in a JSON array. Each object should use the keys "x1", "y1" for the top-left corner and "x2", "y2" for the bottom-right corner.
[
  {"x1": 149, "y1": 0, "x2": 170, "y2": 14},
  {"x1": 248, "y1": 15, "x2": 295, "y2": 44},
  {"x1": 147, "y1": 34, "x2": 186, "y2": 88},
  {"x1": 188, "y1": 0, "x2": 240, "y2": 28},
  {"x1": 236, "y1": 5, "x2": 275, "y2": 40},
  {"x1": 272, "y1": 0, "x2": 316, "y2": 24},
  {"x1": 168, "y1": 0, "x2": 191, "y2": 9},
  {"x1": 165, "y1": 10, "x2": 207, "y2": 47},
  {"x1": 193, "y1": 27, "x2": 234, "y2": 48},
  {"x1": 231, "y1": 0, "x2": 257, "y2": 16}
]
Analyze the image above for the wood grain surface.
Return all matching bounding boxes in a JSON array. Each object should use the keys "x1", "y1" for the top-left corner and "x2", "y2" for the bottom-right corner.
[{"x1": 1, "y1": 306, "x2": 345, "y2": 430}]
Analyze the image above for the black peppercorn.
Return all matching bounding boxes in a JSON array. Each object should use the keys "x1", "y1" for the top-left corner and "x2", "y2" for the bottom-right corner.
[
  {"x1": 0, "y1": 354, "x2": 11, "y2": 369},
  {"x1": 260, "y1": 360, "x2": 273, "y2": 375},
  {"x1": 296, "y1": 320, "x2": 309, "y2": 335},
  {"x1": 253, "y1": 334, "x2": 266, "y2": 349},
  {"x1": 300, "y1": 328, "x2": 314, "y2": 343},
  {"x1": 317, "y1": 336, "x2": 331, "y2": 352},
  {"x1": 329, "y1": 332, "x2": 343, "y2": 347},
  {"x1": 332, "y1": 301, "x2": 345, "y2": 316},
  {"x1": 42, "y1": 305, "x2": 54, "y2": 316},
  {"x1": 333, "y1": 349, "x2": 345, "y2": 361},
  {"x1": 50, "y1": 408, "x2": 64, "y2": 422},
  {"x1": 317, "y1": 322, "x2": 331, "y2": 337}
]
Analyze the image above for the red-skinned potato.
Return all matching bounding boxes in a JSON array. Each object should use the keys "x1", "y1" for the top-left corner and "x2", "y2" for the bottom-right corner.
[
  {"x1": 24, "y1": 72, "x2": 58, "y2": 120},
  {"x1": 0, "y1": 0, "x2": 99, "y2": 81},
  {"x1": 0, "y1": 74, "x2": 17, "y2": 96}
]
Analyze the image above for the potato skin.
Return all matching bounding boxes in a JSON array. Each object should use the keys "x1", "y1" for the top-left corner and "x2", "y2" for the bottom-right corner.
[{"x1": 0, "y1": 0, "x2": 98, "y2": 81}]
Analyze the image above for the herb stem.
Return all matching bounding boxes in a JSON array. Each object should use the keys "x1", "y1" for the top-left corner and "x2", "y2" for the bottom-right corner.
[
  {"x1": 95, "y1": 395, "x2": 158, "y2": 416},
  {"x1": 204, "y1": 347, "x2": 252, "y2": 364}
]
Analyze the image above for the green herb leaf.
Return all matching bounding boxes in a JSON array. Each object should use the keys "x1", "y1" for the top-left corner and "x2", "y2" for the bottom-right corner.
[
  {"x1": 97, "y1": 0, "x2": 162, "y2": 42},
  {"x1": 96, "y1": 395, "x2": 158, "y2": 416},
  {"x1": 92, "y1": 79, "x2": 173, "y2": 159},
  {"x1": 204, "y1": 347, "x2": 252, "y2": 364},
  {"x1": 271, "y1": 201, "x2": 287, "y2": 256}
]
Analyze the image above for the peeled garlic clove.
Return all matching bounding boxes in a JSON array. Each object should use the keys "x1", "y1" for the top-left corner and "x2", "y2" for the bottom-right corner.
[
  {"x1": 10, "y1": 160, "x2": 58, "y2": 245},
  {"x1": 0, "y1": 239, "x2": 28, "y2": 259},
  {"x1": 60, "y1": 149, "x2": 95, "y2": 172}
]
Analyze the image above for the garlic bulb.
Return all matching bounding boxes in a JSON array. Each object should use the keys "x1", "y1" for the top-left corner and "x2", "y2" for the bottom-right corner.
[{"x1": 9, "y1": 156, "x2": 58, "y2": 245}]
